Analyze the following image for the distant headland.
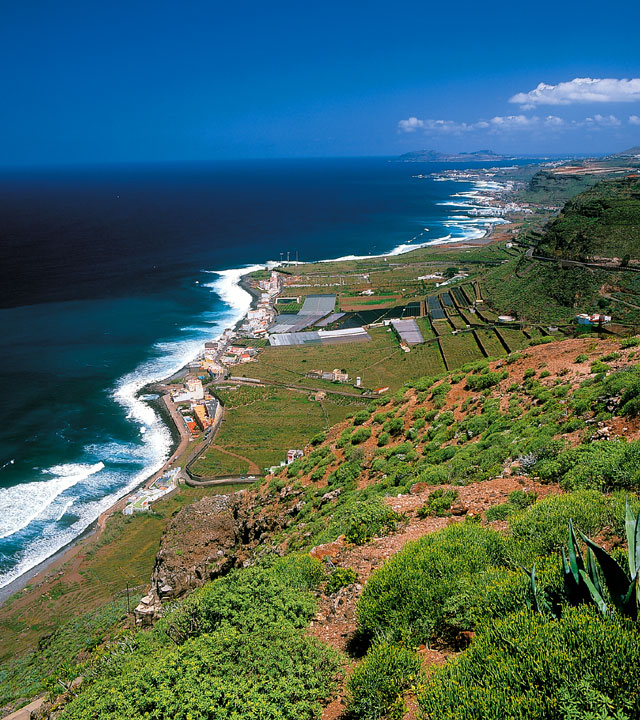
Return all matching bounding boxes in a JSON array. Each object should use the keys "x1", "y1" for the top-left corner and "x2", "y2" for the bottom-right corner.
[{"x1": 397, "y1": 149, "x2": 511, "y2": 162}]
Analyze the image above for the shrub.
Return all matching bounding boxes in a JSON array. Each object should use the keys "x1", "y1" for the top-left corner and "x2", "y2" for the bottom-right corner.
[
  {"x1": 621, "y1": 336, "x2": 640, "y2": 349},
  {"x1": 507, "y1": 490, "x2": 612, "y2": 562},
  {"x1": 485, "y1": 502, "x2": 511, "y2": 521},
  {"x1": 466, "y1": 372, "x2": 504, "y2": 391},
  {"x1": 377, "y1": 432, "x2": 390, "y2": 447},
  {"x1": 346, "y1": 641, "x2": 421, "y2": 720},
  {"x1": 62, "y1": 625, "x2": 341, "y2": 720},
  {"x1": 352, "y1": 427, "x2": 372, "y2": 445},
  {"x1": 353, "y1": 410, "x2": 371, "y2": 426},
  {"x1": 418, "y1": 607, "x2": 640, "y2": 720},
  {"x1": 575, "y1": 353, "x2": 589, "y2": 363},
  {"x1": 344, "y1": 499, "x2": 400, "y2": 546},
  {"x1": 416, "y1": 489, "x2": 458, "y2": 518},
  {"x1": 552, "y1": 440, "x2": 640, "y2": 492},
  {"x1": 160, "y1": 556, "x2": 323, "y2": 643},
  {"x1": 325, "y1": 567, "x2": 358, "y2": 595},
  {"x1": 356, "y1": 522, "x2": 506, "y2": 643}
]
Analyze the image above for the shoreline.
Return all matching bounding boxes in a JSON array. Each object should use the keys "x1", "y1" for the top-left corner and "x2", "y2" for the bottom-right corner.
[{"x1": 0, "y1": 170, "x2": 516, "y2": 604}]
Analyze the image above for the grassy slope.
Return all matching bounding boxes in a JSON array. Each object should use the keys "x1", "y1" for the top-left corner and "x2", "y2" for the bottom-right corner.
[{"x1": 538, "y1": 176, "x2": 640, "y2": 260}]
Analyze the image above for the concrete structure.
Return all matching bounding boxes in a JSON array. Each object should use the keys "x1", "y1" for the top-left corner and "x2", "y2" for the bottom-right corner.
[
  {"x1": 172, "y1": 378, "x2": 204, "y2": 403},
  {"x1": 306, "y1": 368, "x2": 349, "y2": 383},
  {"x1": 123, "y1": 468, "x2": 179, "y2": 515}
]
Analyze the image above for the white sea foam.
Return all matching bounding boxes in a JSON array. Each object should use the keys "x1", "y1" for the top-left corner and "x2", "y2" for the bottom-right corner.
[
  {"x1": 0, "y1": 462, "x2": 105, "y2": 540},
  {"x1": 54, "y1": 498, "x2": 76, "y2": 522}
]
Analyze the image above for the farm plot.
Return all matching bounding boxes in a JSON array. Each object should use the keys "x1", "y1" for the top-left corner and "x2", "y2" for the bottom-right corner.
[
  {"x1": 495, "y1": 327, "x2": 531, "y2": 352},
  {"x1": 439, "y1": 332, "x2": 484, "y2": 369},
  {"x1": 474, "y1": 328, "x2": 508, "y2": 358},
  {"x1": 447, "y1": 310, "x2": 468, "y2": 331}
]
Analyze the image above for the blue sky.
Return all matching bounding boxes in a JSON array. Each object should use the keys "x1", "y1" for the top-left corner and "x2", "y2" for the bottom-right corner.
[{"x1": 1, "y1": 0, "x2": 639, "y2": 164}]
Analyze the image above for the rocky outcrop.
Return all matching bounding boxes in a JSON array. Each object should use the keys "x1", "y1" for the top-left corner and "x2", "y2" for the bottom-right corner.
[
  {"x1": 134, "y1": 486, "x2": 295, "y2": 625},
  {"x1": 135, "y1": 493, "x2": 244, "y2": 624}
]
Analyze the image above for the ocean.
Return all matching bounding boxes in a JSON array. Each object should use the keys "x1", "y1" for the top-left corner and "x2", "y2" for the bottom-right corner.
[{"x1": 0, "y1": 156, "x2": 520, "y2": 590}]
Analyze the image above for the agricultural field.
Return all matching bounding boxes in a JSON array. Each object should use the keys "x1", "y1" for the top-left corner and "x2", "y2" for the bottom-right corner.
[
  {"x1": 208, "y1": 388, "x2": 352, "y2": 471},
  {"x1": 439, "y1": 331, "x2": 484, "y2": 369},
  {"x1": 415, "y1": 317, "x2": 437, "y2": 341},
  {"x1": 495, "y1": 327, "x2": 532, "y2": 352},
  {"x1": 190, "y1": 447, "x2": 250, "y2": 477},
  {"x1": 446, "y1": 309, "x2": 468, "y2": 330},
  {"x1": 474, "y1": 328, "x2": 508, "y2": 358},
  {"x1": 234, "y1": 326, "x2": 399, "y2": 389}
]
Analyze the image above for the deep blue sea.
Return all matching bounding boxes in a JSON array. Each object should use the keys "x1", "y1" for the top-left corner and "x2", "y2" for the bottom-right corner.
[{"x1": 0, "y1": 157, "x2": 522, "y2": 589}]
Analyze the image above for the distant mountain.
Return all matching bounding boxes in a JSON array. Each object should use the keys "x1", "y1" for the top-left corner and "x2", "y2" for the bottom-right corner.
[
  {"x1": 616, "y1": 145, "x2": 640, "y2": 157},
  {"x1": 397, "y1": 149, "x2": 509, "y2": 162}
]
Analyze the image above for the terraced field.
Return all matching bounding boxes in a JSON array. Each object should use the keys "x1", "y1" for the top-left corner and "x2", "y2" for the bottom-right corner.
[
  {"x1": 439, "y1": 332, "x2": 484, "y2": 369},
  {"x1": 475, "y1": 328, "x2": 508, "y2": 358}
]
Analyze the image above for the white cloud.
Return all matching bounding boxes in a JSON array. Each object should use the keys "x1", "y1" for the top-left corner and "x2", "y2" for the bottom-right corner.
[
  {"x1": 397, "y1": 117, "x2": 425, "y2": 132},
  {"x1": 582, "y1": 114, "x2": 621, "y2": 127},
  {"x1": 398, "y1": 114, "x2": 564, "y2": 134},
  {"x1": 630, "y1": 115, "x2": 640, "y2": 126},
  {"x1": 510, "y1": 77, "x2": 640, "y2": 109}
]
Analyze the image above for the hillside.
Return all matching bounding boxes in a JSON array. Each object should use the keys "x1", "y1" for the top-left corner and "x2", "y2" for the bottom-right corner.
[
  {"x1": 7, "y1": 335, "x2": 640, "y2": 719},
  {"x1": 537, "y1": 176, "x2": 640, "y2": 261},
  {"x1": 519, "y1": 168, "x2": 602, "y2": 204}
]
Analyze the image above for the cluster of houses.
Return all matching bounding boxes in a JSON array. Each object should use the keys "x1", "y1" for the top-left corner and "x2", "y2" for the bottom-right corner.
[
  {"x1": 170, "y1": 378, "x2": 222, "y2": 436},
  {"x1": 238, "y1": 271, "x2": 283, "y2": 338}
]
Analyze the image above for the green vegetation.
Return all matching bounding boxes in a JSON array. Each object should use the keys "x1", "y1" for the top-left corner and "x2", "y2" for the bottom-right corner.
[
  {"x1": 520, "y1": 169, "x2": 603, "y2": 205},
  {"x1": 538, "y1": 176, "x2": 640, "y2": 261},
  {"x1": 190, "y1": 446, "x2": 250, "y2": 476},
  {"x1": 192, "y1": 387, "x2": 355, "y2": 473},
  {"x1": 59, "y1": 556, "x2": 340, "y2": 720},
  {"x1": 416, "y1": 488, "x2": 458, "y2": 517},
  {"x1": 418, "y1": 607, "x2": 640, "y2": 719},
  {"x1": 325, "y1": 567, "x2": 358, "y2": 594},
  {"x1": 346, "y1": 641, "x2": 420, "y2": 720}
]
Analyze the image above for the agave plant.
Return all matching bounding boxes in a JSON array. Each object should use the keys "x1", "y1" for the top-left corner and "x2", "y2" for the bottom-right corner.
[{"x1": 525, "y1": 500, "x2": 640, "y2": 619}]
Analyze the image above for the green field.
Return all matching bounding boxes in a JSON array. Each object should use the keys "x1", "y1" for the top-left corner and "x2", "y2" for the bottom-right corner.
[
  {"x1": 439, "y1": 332, "x2": 484, "y2": 369},
  {"x1": 495, "y1": 327, "x2": 531, "y2": 353},
  {"x1": 208, "y1": 388, "x2": 352, "y2": 471},
  {"x1": 475, "y1": 328, "x2": 508, "y2": 358},
  {"x1": 190, "y1": 447, "x2": 250, "y2": 477}
]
